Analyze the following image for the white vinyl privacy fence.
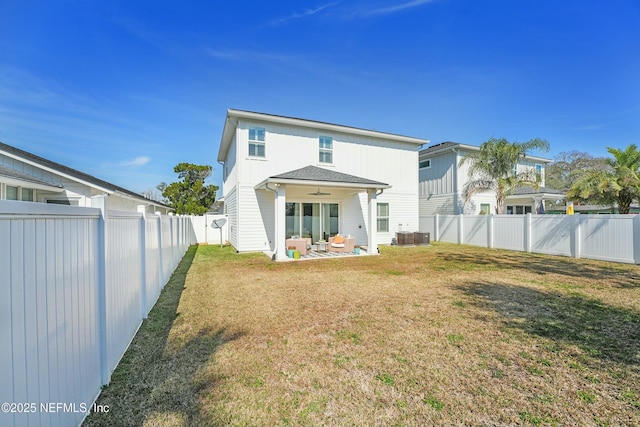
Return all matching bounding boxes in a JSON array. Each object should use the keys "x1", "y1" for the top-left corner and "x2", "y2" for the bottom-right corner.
[
  {"x1": 420, "y1": 213, "x2": 640, "y2": 264},
  {"x1": 0, "y1": 197, "x2": 196, "y2": 427}
]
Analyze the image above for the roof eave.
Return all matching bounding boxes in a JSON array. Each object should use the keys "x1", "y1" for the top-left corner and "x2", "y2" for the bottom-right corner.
[
  {"x1": 255, "y1": 177, "x2": 391, "y2": 191},
  {"x1": 225, "y1": 109, "x2": 429, "y2": 146}
]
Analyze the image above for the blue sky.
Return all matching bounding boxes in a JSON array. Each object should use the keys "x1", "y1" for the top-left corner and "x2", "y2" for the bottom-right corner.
[{"x1": 1, "y1": 0, "x2": 639, "y2": 195}]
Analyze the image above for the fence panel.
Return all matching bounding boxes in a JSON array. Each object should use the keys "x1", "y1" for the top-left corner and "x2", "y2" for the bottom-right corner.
[
  {"x1": 580, "y1": 215, "x2": 635, "y2": 263},
  {"x1": 530, "y1": 215, "x2": 574, "y2": 257},
  {"x1": 463, "y1": 215, "x2": 490, "y2": 247},
  {"x1": 105, "y1": 211, "x2": 144, "y2": 373},
  {"x1": 1, "y1": 200, "x2": 195, "y2": 427},
  {"x1": 0, "y1": 202, "x2": 103, "y2": 427},
  {"x1": 420, "y1": 213, "x2": 640, "y2": 265},
  {"x1": 438, "y1": 215, "x2": 458, "y2": 243},
  {"x1": 492, "y1": 215, "x2": 526, "y2": 251},
  {"x1": 145, "y1": 215, "x2": 161, "y2": 313}
]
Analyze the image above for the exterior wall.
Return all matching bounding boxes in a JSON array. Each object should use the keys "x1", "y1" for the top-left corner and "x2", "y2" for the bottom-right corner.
[
  {"x1": 225, "y1": 187, "x2": 238, "y2": 249},
  {"x1": 224, "y1": 118, "x2": 419, "y2": 251},
  {"x1": 341, "y1": 192, "x2": 369, "y2": 245}
]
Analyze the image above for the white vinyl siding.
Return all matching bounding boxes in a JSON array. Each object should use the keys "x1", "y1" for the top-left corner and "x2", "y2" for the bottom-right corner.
[{"x1": 248, "y1": 127, "x2": 266, "y2": 157}]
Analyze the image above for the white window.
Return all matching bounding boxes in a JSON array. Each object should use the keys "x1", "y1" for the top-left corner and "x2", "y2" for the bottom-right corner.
[
  {"x1": 21, "y1": 188, "x2": 34, "y2": 201},
  {"x1": 248, "y1": 127, "x2": 266, "y2": 157},
  {"x1": 419, "y1": 158, "x2": 431, "y2": 169},
  {"x1": 507, "y1": 205, "x2": 532, "y2": 215},
  {"x1": 377, "y1": 203, "x2": 389, "y2": 232},
  {"x1": 480, "y1": 203, "x2": 491, "y2": 215},
  {"x1": 319, "y1": 136, "x2": 333, "y2": 164},
  {"x1": 6, "y1": 185, "x2": 18, "y2": 200}
]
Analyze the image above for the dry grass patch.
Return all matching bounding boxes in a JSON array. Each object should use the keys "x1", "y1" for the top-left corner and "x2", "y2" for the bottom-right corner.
[{"x1": 85, "y1": 243, "x2": 640, "y2": 426}]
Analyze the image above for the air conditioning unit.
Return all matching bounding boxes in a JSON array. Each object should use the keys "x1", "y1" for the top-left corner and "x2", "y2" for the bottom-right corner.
[
  {"x1": 413, "y1": 232, "x2": 430, "y2": 245},
  {"x1": 396, "y1": 231, "x2": 414, "y2": 245}
]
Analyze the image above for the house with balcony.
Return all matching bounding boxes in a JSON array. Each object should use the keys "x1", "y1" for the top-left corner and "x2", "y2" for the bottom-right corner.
[
  {"x1": 217, "y1": 109, "x2": 429, "y2": 260},
  {"x1": 419, "y1": 141, "x2": 565, "y2": 215},
  {"x1": 0, "y1": 141, "x2": 172, "y2": 213}
]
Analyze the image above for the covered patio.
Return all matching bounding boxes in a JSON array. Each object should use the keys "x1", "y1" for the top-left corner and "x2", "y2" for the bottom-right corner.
[
  {"x1": 255, "y1": 165, "x2": 390, "y2": 261},
  {"x1": 506, "y1": 187, "x2": 566, "y2": 214}
]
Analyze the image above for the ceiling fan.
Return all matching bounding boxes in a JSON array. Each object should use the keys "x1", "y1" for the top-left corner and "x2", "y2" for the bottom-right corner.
[{"x1": 308, "y1": 188, "x2": 331, "y2": 196}]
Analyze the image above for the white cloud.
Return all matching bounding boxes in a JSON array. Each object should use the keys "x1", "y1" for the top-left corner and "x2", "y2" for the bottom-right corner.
[
  {"x1": 119, "y1": 156, "x2": 151, "y2": 167},
  {"x1": 364, "y1": 0, "x2": 435, "y2": 16},
  {"x1": 269, "y1": 2, "x2": 340, "y2": 26}
]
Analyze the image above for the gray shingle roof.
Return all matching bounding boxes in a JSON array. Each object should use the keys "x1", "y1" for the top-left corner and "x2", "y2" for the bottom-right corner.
[
  {"x1": 270, "y1": 165, "x2": 388, "y2": 186},
  {"x1": 512, "y1": 186, "x2": 565, "y2": 195},
  {"x1": 419, "y1": 141, "x2": 459, "y2": 155}
]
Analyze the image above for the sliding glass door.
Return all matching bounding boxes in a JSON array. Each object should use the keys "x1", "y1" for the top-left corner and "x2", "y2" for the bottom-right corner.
[{"x1": 286, "y1": 202, "x2": 339, "y2": 242}]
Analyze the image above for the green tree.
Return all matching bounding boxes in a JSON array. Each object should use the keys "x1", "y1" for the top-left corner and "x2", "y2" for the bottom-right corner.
[
  {"x1": 459, "y1": 137, "x2": 550, "y2": 214},
  {"x1": 162, "y1": 163, "x2": 219, "y2": 215},
  {"x1": 546, "y1": 151, "x2": 608, "y2": 191},
  {"x1": 567, "y1": 144, "x2": 640, "y2": 214}
]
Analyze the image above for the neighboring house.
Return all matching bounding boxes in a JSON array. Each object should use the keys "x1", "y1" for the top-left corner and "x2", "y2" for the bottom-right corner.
[
  {"x1": 0, "y1": 141, "x2": 173, "y2": 214},
  {"x1": 218, "y1": 109, "x2": 429, "y2": 260},
  {"x1": 419, "y1": 141, "x2": 565, "y2": 215}
]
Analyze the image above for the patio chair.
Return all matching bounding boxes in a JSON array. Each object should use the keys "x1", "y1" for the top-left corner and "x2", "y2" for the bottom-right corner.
[{"x1": 328, "y1": 235, "x2": 355, "y2": 253}]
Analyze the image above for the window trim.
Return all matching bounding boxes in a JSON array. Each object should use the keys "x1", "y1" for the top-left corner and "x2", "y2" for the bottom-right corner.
[
  {"x1": 377, "y1": 202, "x2": 390, "y2": 233},
  {"x1": 248, "y1": 126, "x2": 266, "y2": 158},
  {"x1": 319, "y1": 136, "x2": 333, "y2": 164},
  {"x1": 419, "y1": 158, "x2": 431, "y2": 169}
]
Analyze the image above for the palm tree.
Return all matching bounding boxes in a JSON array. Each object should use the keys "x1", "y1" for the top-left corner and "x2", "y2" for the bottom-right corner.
[
  {"x1": 567, "y1": 144, "x2": 640, "y2": 214},
  {"x1": 459, "y1": 137, "x2": 550, "y2": 214}
]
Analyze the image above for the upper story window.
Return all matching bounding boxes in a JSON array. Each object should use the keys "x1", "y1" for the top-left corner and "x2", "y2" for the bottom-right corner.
[
  {"x1": 248, "y1": 127, "x2": 266, "y2": 157},
  {"x1": 319, "y1": 136, "x2": 333, "y2": 164},
  {"x1": 419, "y1": 158, "x2": 431, "y2": 169}
]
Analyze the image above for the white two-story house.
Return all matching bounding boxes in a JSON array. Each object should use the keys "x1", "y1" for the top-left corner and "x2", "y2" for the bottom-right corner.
[
  {"x1": 418, "y1": 141, "x2": 565, "y2": 215},
  {"x1": 217, "y1": 109, "x2": 429, "y2": 260}
]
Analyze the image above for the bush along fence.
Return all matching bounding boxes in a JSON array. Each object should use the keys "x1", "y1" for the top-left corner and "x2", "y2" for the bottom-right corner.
[
  {"x1": 0, "y1": 196, "x2": 196, "y2": 427},
  {"x1": 420, "y1": 213, "x2": 640, "y2": 264}
]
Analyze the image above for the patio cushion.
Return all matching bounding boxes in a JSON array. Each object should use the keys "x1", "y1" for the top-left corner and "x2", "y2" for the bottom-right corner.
[
  {"x1": 331, "y1": 243, "x2": 345, "y2": 248},
  {"x1": 333, "y1": 235, "x2": 345, "y2": 244}
]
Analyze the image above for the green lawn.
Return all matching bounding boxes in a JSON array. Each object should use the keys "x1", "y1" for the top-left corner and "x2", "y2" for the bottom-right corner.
[{"x1": 83, "y1": 243, "x2": 640, "y2": 426}]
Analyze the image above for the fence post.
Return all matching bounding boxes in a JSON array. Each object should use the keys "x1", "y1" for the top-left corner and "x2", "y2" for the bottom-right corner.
[
  {"x1": 434, "y1": 214, "x2": 439, "y2": 242},
  {"x1": 634, "y1": 214, "x2": 640, "y2": 264},
  {"x1": 91, "y1": 195, "x2": 110, "y2": 385},
  {"x1": 488, "y1": 214, "x2": 494, "y2": 249},
  {"x1": 156, "y1": 212, "x2": 164, "y2": 287},
  {"x1": 525, "y1": 213, "x2": 532, "y2": 253},
  {"x1": 137, "y1": 206, "x2": 148, "y2": 319},
  {"x1": 572, "y1": 214, "x2": 581, "y2": 259},
  {"x1": 458, "y1": 214, "x2": 464, "y2": 245}
]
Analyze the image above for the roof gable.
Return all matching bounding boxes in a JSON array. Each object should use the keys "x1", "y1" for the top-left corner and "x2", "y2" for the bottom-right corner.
[{"x1": 271, "y1": 165, "x2": 388, "y2": 186}]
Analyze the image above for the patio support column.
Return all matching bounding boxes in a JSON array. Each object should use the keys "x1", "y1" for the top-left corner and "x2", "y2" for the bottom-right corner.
[
  {"x1": 274, "y1": 185, "x2": 287, "y2": 260},
  {"x1": 368, "y1": 189, "x2": 378, "y2": 254}
]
